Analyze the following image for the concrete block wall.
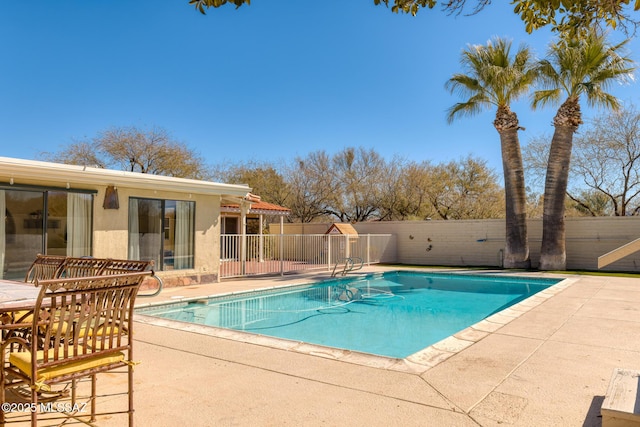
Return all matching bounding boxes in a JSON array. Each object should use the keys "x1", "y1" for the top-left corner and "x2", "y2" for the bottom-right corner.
[{"x1": 274, "y1": 217, "x2": 640, "y2": 272}]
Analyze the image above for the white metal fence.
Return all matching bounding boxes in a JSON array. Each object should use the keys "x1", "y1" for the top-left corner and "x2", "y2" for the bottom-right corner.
[{"x1": 220, "y1": 234, "x2": 393, "y2": 278}]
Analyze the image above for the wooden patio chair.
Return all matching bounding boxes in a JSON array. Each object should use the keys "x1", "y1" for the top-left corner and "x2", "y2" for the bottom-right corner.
[
  {"x1": 23, "y1": 254, "x2": 67, "y2": 283},
  {"x1": 56, "y1": 257, "x2": 111, "y2": 278},
  {"x1": 0, "y1": 271, "x2": 151, "y2": 426}
]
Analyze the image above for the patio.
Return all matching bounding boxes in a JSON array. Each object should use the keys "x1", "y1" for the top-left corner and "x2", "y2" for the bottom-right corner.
[{"x1": 49, "y1": 266, "x2": 640, "y2": 426}]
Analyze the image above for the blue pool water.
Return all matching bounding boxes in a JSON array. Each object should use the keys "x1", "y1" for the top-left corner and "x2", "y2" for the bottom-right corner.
[{"x1": 138, "y1": 271, "x2": 559, "y2": 358}]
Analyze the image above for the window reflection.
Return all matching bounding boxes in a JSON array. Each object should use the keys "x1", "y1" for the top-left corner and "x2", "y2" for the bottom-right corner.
[
  {"x1": 1, "y1": 189, "x2": 93, "y2": 280},
  {"x1": 129, "y1": 198, "x2": 194, "y2": 271}
]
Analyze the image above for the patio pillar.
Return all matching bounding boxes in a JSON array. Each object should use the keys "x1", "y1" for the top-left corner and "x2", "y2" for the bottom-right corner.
[
  {"x1": 259, "y1": 213, "x2": 264, "y2": 262},
  {"x1": 279, "y1": 215, "x2": 284, "y2": 276},
  {"x1": 240, "y1": 201, "x2": 249, "y2": 275}
]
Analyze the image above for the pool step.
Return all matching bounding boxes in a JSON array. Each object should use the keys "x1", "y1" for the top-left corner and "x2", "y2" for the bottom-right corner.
[{"x1": 602, "y1": 368, "x2": 640, "y2": 426}]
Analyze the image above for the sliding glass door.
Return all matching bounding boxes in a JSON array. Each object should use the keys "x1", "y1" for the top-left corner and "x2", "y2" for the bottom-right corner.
[
  {"x1": 1, "y1": 188, "x2": 93, "y2": 280},
  {"x1": 129, "y1": 197, "x2": 194, "y2": 271}
]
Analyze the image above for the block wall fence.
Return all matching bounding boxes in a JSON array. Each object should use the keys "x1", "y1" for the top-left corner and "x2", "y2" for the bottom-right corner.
[{"x1": 273, "y1": 217, "x2": 640, "y2": 272}]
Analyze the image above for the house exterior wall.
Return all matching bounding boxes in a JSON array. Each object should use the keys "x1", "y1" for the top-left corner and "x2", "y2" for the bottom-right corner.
[
  {"x1": 92, "y1": 186, "x2": 221, "y2": 286},
  {"x1": 0, "y1": 157, "x2": 252, "y2": 286},
  {"x1": 274, "y1": 217, "x2": 640, "y2": 272}
]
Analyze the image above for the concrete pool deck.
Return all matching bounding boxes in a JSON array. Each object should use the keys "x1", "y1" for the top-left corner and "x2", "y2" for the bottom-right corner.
[{"x1": 28, "y1": 266, "x2": 640, "y2": 426}]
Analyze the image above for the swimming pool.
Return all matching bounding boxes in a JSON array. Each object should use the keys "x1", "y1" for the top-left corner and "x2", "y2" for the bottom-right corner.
[{"x1": 137, "y1": 271, "x2": 561, "y2": 359}]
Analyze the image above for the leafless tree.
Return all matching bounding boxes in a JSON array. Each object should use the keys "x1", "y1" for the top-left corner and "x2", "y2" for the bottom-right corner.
[
  {"x1": 524, "y1": 104, "x2": 640, "y2": 216},
  {"x1": 41, "y1": 126, "x2": 210, "y2": 180}
]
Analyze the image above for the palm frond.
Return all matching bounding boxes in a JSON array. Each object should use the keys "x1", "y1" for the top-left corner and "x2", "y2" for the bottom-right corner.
[
  {"x1": 532, "y1": 88, "x2": 562, "y2": 109},
  {"x1": 583, "y1": 87, "x2": 621, "y2": 110},
  {"x1": 445, "y1": 96, "x2": 491, "y2": 124},
  {"x1": 445, "y1": 74, "x2": 482, "y2": 97},
  {"x1": 533, "y1": 32, "x2": 636, "y2": 115},
  {"x1": 446, "y1": 36, "x2": 536, "y2": 123}
]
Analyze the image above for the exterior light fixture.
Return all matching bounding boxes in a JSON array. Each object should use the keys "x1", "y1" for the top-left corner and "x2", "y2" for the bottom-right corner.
[{"x1": 103, "y1": 185, "x2": 119, "y2": 209}]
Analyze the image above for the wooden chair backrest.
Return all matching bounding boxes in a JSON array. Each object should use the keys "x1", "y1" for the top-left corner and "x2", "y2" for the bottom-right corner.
[
  {"x1": 32, "y1": 272, "x2": 151, "y2": 372},
  {"x1": 56, "y1": 257, "x2": 111, "y2": 278},
  {"x1": 23, "y1": 254, "x2": 67, "y2": 283},
  {"x1": 101, "y1": 259, "x2": 154, "y2": 274}
]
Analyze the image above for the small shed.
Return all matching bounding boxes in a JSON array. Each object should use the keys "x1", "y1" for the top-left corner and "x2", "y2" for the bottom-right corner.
[{"x1": 325, "y1": 223, "x2": 358, "y2": 259}]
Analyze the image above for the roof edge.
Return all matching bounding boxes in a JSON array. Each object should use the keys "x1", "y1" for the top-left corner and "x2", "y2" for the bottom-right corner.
[{"x1": 0, "y1": 156, "x2": 251, "y2": 197}]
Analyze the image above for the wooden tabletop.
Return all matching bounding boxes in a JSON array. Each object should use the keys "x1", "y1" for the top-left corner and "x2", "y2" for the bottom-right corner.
[{"x1": 0, "y1": 279, "x2": 40, "y2": 313}]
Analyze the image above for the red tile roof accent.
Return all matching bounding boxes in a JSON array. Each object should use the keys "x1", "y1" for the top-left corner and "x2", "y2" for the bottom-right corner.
[{"x1": 221, "y1": 200, "x2": 291, "y2": 213}]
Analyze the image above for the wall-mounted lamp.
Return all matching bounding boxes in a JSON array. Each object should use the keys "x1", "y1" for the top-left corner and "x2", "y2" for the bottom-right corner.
[
  {"x1": 103, "y1": 185, "x2": 119, "y2": 209},
  {"x1": 9, "y1": 178, "x2": 13, "y2": 185},
  {"x1": 66, "y1": 182, "x2": 70, "y2": 189}
]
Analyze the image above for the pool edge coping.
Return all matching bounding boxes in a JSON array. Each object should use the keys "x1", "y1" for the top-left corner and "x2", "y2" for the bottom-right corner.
[{"x1": 134, "y1": 272, "x2": 578, "y2": 375}]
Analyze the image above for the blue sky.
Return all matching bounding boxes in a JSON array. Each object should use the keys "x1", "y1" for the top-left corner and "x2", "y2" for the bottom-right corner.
[{"x1": 0, "y1": 1, "x2": 637, "y2": 177}]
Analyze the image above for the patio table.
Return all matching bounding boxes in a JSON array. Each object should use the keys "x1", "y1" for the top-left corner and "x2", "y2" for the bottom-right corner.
[
  {"x1": 0, "y1": 279, "x2": 39, "y2": 314},
  {"x1": 0, "y1": 280, "x2": 39, "y2": 349}
]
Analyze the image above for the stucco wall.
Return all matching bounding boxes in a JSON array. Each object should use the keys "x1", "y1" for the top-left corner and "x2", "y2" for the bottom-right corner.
[
  {"x1": 0, "y1": 180, "x2": 221, "y2": 285},
  {"x1": 92, "y1": 186, "x2": 220, "y2": 285},
  {"x1": 275, "y1": 218, "x2": 640, "y2": 272}
]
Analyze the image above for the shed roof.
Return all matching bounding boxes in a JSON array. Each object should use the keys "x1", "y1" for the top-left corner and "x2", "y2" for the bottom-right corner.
[{"x1": 325, "y1": 223, "x2": 358, "y2": 235}]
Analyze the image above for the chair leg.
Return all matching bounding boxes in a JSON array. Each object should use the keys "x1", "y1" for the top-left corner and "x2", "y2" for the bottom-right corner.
[
  {"x1": 71, "y1": 378, "x2": 76, "y2": 405},
  {"x1": 30, "y1": 385, "x2": 37, "y2": 427},
  {"x1": 129, "y1": 363, "x2": 134, "y2": 427},
  {"x1": 90, "y1": 374, "x2": 96, "y2": 422}
]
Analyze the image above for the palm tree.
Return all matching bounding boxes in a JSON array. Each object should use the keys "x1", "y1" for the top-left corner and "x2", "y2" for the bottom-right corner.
[
  {"x1": 534, "y1": 33, "x2": 635, "y2": 270},
  {"x1": 446, "y1": 37, "x2": 535, "y2": 268}
]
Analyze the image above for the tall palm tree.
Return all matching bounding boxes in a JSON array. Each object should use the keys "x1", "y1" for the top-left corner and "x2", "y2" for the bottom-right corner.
[
  {"x1": 446, "y1": 37, "x2": 535, "y2": 268},
  {"x1": 534, "y1": 33, "x2": 635, "y2": 270}
]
